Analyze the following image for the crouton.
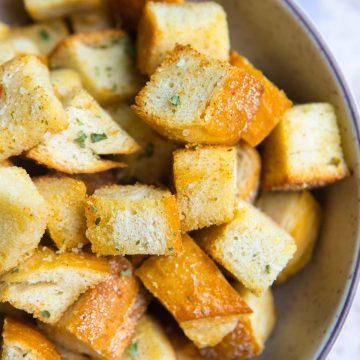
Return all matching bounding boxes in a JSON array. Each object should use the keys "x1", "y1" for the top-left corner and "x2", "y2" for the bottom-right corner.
[
  {"x1": 39, "y1": 257, "x2": 148, "y2": 360},
  {"x1": 0, "y1": 247, "x2": 110, "y2": 324},
  {"x1": 24, "y1": 0, "x2": 102, "y2": 21},
  {"x1": 50, "y1": 30, "x2": 143, "y2": 104},
  {"x1": 50, "y1": 69, "x2": 83, "y2": 100},
  {"x1": 26, "y1": 86, "x2": 138, "y2": 174},
  {"x1": 85, "y1": 184, "x2": 182, "y2": 255},
  {"x1": 106, "y1": 103, "x2": 178, "y2": 185},
  {"x1": 34, "y1": 176, "x2": 88, "y2": 251},
  {"x1": 2, "y1": 317, "x2": 61, "y2": 360},
  {"x1": 195, "y1": 200, "x2": 296, "y2": 296},
  {"x1": 173, "y1": 145, "x2": 237, "y2": 231},
  {"x1": 236, "y1": 142, "x2": 261, "y2": 202},
  {"x1": 0, "y1": 55, "x2": 68, "y2": 161},
  {"x1": 0, "y1": 167, "x2": 48, "y2": 274},
  {"x1": 137, "y1": 2, "x2": 230, "y2": 75},
  {"x1": 136, "y1": 234, "x2": 251, "y2": 348},
  {"x1": 0, "y1": 22, "x2": 10, "y2": 39},
  {"x1": 132, "y1": 45, "x2": 263, "y2": 144},
  {"x1": 70, "y1": 9, "x2": 113, "y2": 33},
  {"x1": 122, "y1": 315, "x2": 176, "y2": 360},
  {"x1": 230, "y1": 50, "x2": 292, "y2": 146},
  {"x1": 256, "y1": 191, "x2": 322, "y2": 284},
  {"x1": 262, "y1": 103, "x2": 349, "y2": 190},
  {"x1": 203, "y1": 286, "x2": 276, "y2": 360},
  {"x1": 10, "y1": 20, "x2": 69, "y2": 55}
]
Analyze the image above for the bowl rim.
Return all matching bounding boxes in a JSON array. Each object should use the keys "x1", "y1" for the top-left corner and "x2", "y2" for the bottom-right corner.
[{"x1": 282, "y1": 0, "x2": 360, "y2": 358}]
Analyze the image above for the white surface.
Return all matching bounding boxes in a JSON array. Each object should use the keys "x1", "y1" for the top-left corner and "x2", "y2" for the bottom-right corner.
[{"x1": 297, "y1": 0, "x2": 360, "y2": 358}]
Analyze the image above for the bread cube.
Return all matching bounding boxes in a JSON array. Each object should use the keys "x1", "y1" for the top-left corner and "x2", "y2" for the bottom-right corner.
[
  {"x1": 2, "y1": 317, "x2": 61, "y2": 360},
  {"x1": 256, "y1": 191, "x2": 322, "y2": 284},
  {"x1": 132, "y1": 45, "x2": 263, "y2": 144},
  {"x1": 195, "y1": 200, "x2": 296, "y2": 296},
  {"x1": 34, "y1": 176, "x2": 88, "y2": 251},
  {"x1": 137, "y1": 2, "x2": 230, "y2": 75},
  {"x1": 10, "y1": 20, "x2": 69, "y2": 55},
  {"x1": 50, "y1": 69, "x2": 83, "y2": 100},
  {"x1": 0, "y1": 167, "x2": 48, "y2": 274},
  {"x1": 39, "y1": 257, "x2": 148, "y2": 359},
  {"x1": 262, "y1": 103, "x2": 349, "y2": 190},
  {"x1": 106, "y1": 103, "x2": 178, "y2": 185},
  {"x1": 136, "y1": 234, "x2": 251, "y2": 348},
  {"x1": 230, "y1": 51, "x2": 292, "y2": 146},
  {"x1": 0, "y1": 55, "x2": 68, "y2": 161},
  {"x1": 0, "y1": 247, "x2": 110, "y2": 324},
  {"x1": 85, "y1": 184, "x2": 182, "y2": 255},
  {"x1": 24, "y1": 0, "x2": 102, "y2": 20},
  {"x1": 173, "y1": 145, "x2": 237, "y2": 231},
  {"x1": 50, "y1": 30, "x2": 143, "y2": 104},
  {"x1": 236, "y1": 142, "x2": 261, "y2": 202},
  {"x1": 70, "y1": 9, "x2": 113, "y2": 33}
]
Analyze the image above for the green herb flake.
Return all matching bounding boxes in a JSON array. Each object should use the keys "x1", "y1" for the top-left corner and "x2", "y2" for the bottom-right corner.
[
  {"x1": 11, "y1": 267, "x2": 19, "y2": 273},
  {"x1": 112, "y1": 83, "x2": 118, "y2": 91},
  {"x1": 39, "y1": 29, "x2": 49, "y2": 41},
  {"x1": 115, "y1": 244, "x2": 121, "y2": 251},
  {"x1": 126, "y1": 342, "x2": 138, "y2": 358},
  {"x1": 90, "y1": 133, "x2": 108, "y2": 143},
  {"x1": 136, "y1": 240, "x2": 140, "y2": 245},
  {"x1": 252, "y1": 252, "x2": 258, "y2": 258},
  {"x1": 75, "y1": 117, "x2": 84, "y2": 125},
  {"x1": 22, "y1": 350, "x2": 31, "y2": 358},
  {"x1": 74, "y1": 131, "x2": 87, "y2": 148},
  {"x1": 201, "y1": 308, "x2": 209, "y2": 315},
  {"x1": 95, "y1": 217, "x2": 101, "y2": 225},
  {"x1": 91, "y1": 205, "x2": 98, "y2": 213},
  {"x1": 169, "y1": 95, "x2": 181, "y2": 106},
  {"x1": 330, "y1": 157, "x2": 341, "y2": 166},
  {"x1": 121, "y1": 269, "x2": 133, "y2": 277},
  {"x1": 265, "y1": 264, "x2": 271, "y2": 274},
  {"x1": 172, "y1": 232, "x2": 177, "y2": 237},
  {"x1": 41, "y1": 310, "x2": 51, "y2": 318},
  {"x1": 168, "y1": 246, "x2": 174, "y2": 252},
  {"x1": 191, "y1": 145, "x2": 198, "y2": 151}
]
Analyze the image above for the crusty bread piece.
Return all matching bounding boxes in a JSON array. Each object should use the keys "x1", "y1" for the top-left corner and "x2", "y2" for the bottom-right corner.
[
  {"x1": 1, "y1": 317, "x2": 61, "y2": 360},
  {"x1": 10, "y1": 20, "x2": 69, "y2": 55},
  {"x1": 132, "y1": 45, "x2": 263, "y2": 144},
  {"x1": 230, "y1": 50, "x2": 292, "y2": 146},
  {"x1": 0, "y1": 167, "x2": 48, "y2": 274},
  {"x1": 24, "y1": 0, "x2": 102, "y2": 21},
  {"x1": 195, "y1": 200, "x2": 296, "y2": 296},
  {"x1": 256, "y1": 191, "x2": 322, "y2": 284},
  {"x1": 39, "y1": 257, "x2": 148, "y2": 360},
  {"x1": 85, "y1": 184, "x2": 182, "y2": 255},
  {"x1": 236, "y1": 142, "x2": 261, "y2": 203},
  {"x1": 137, "y1": 1, "x2": 230, "y2": 75},
  {"x1": 136, "y1": 234, "x2": 251, "y2": 348},
  {"x1": 34, "y1": 176, "x2": 88, "y2": 251},
  {"x1": 0, "y1": 247, "x2": 110, "y2": 324},
  {"x1": 0, "y1": 55, "x2": 68, "y2": 161},
  {"x1": 106, "y1": 103, "x2": 178, "y2": 185},
  {"x1": 50, "y1": 69, "x2": 83, "y2": 101},
  {"x1": 262, "y1": 103, "x2": 349, "y2": 190},
  {"x1": 173, "y1": 145, "x2": 237, "y2": 231},
  {"x1": 121, "y1": 315, "x2": 176, "y2": 360},
  {"x1": 50, "y1": 30, "x2": 143, "y2": 104},
  {"x1": 70, "y1": 9, "x2": 113, "y2": 33}
]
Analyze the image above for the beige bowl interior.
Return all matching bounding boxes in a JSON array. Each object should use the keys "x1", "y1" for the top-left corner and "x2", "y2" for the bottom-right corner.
[{"x1": 1, "y1": 0, "x2": 360, "y2": 359}]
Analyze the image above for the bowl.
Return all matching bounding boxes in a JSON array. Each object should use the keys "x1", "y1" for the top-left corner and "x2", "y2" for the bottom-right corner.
[{"x1": 1, "y1": 0, "x2": 359, "y2": 359}]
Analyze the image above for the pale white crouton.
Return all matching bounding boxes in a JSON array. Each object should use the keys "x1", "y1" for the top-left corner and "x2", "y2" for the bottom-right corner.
[
  {"x1": 256, "y1": 191, "x2": 322, "y2": 284},
  {"x1": 196, "y1": 200, "x2": 296, "y2": 296},
  {"x1": 85, "y1": 184, "x2": 182, "y2": 255},
  {"x1": 2, "y1": 317, "x2": 61, "y2": 360},
  {"x1": 132, "y1": 45, "x2": 263, "y2": 144},
  {"x1": 70, "y1": 9, "x2": 113, "y2": 33},
  {"x1": 262, "y1": 103, "x2": 349, "y2": 190},
  {"x1": 137, "y1": 1, "x2": 230, "y2": 74},
  {"x1": 50, "y1": 30, "x2": 143, "y2": 104},
  {"x1": 173, "y1": 146, "x2": 237, "y2": 231},
  {"x1": 0, "y1": 55, "x2": 68, "y2": 161},
  {"x1": 34, "y1": 176, "x2": 88, "y2": 251},
  {"x1": 24, "y1": 0, "x2": 102, "y2": 21},
  {"x1": 0, "y1": 166, "x2": 48, "y2": 274},
  {"x1": 0, "y1": 247, "x2": 110, "y2": 324}
]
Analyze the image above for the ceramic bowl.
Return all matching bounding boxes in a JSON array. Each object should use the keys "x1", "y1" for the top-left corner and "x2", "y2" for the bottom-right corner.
[{"x1": 1, "y1": 0, "x2": 359, "y2": 359}]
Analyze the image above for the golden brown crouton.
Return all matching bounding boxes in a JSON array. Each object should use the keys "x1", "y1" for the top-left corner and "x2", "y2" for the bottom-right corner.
[
  {"x1": 136, "y1": 234, "x2": 251, "y2": 348},
  {"x1": 24, "y1": 0, "x2": 102, "y2": 21},
  {"x1": 173, "y1": 145, "x2": 237, "y2": 231},
  {"x1": 137, "y1": 1, "x2": 230, "y2": 75},
  {"x1": 2, "y1": 317, "x2": 61, "y2": 360},
  {"x1": 85, "y1": 184, "x2": 182, "y2": 255},
  {"x1": 262, "y1": 103, "x2": 349, "y2": 190},
  {"x1": 132, "y1": 45, "x2": 263, "y2": 145},
  {"x1": 0, "y1": 248, "x2": 110, "y2": 324},
  {"x1": 0, "y1": 166, "x2": 48, "y2": 274},
  {"x1": 39, "y1": 257, "x2": 148, "y2": 360},
  {"x1": 0, "y1": 55, "x2": 68, "y2": 162},
  {"x1": 34, "y1": 176, "x2": 88, "y2": 251},
  {"x1": 50, "y1": 30, "x2": 143, "y2": 104},
  {"x1": 49, "y1": 68, "x2": 83, "y2": 100},
  {"x1": 195, "y1": 200, "x2": 296, "y2": 296},
  {"x1": 230, "y1": 50, "x2": 292, "y2": 146},
  {"x1": 256, "y1": 191, "x2": 322, "y2": 284}
]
